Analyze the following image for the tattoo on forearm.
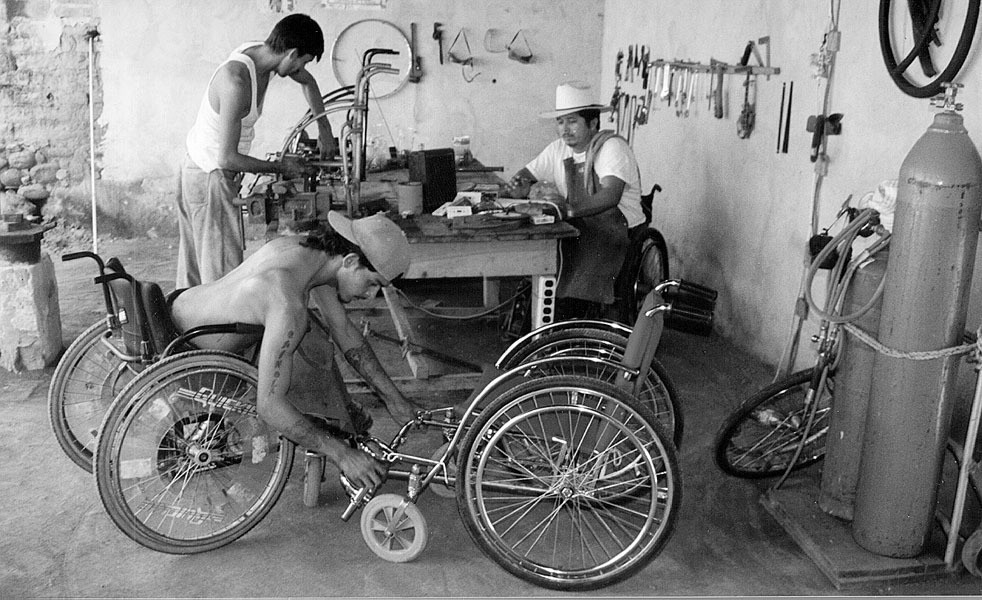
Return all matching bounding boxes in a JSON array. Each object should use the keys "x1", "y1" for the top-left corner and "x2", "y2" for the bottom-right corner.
[
  {"x1": 268, "y1": 329, "x2": 296, "y2": 395},
  {"x1": 344, "y1": 342, "x2": 388, "y2": 396}
]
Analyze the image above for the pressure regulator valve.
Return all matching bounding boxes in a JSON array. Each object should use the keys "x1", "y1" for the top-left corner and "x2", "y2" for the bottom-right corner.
[{"x1": 930, "y1": 82, "x2": 964, "y2": 113}]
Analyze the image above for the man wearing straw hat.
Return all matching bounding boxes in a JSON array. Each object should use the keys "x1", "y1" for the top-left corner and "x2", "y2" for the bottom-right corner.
[{"x1": 503, "y1": 80, "x2": 645, "y2": 321}]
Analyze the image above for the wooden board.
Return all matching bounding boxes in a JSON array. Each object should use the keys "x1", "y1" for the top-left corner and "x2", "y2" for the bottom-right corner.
[{"x1": 760, "y1": 480, "x2": 955, "y2": 589}]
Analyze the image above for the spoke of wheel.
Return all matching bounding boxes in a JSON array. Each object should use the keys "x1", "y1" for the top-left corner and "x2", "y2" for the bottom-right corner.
[
  {"x1": 730, "y1": 408, "x2": 811, "y2": 468},
  {"x1": 505, "y1": 495, "x2": 569, "y2": 557},
  {"x1": 483, "y1": 475, "x2": 555, "y2": 532},
  {"x1": 589, "y1": 492, "x2": 655, "y2": 529},
  {"x1": 484, "y1": 444, "x2": 551, "y2": 486},
  {"x1": 574, "y1": 498, "x2": 618, "y2": 566}
]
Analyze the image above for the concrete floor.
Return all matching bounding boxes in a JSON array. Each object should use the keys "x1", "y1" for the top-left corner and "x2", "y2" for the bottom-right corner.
[{"x1": 2, "y1": 235, "x2": 981, "y2": 597}]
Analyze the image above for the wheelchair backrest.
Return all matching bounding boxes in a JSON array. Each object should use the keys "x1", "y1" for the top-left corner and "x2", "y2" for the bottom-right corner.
[{"x1": 107, "y1": 277, "x2": 181, "y2": 359}]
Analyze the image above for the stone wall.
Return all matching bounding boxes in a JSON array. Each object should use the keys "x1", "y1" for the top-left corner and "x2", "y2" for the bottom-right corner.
[{"x1": 0, "y1": 1, "x2": 104, "y2": 233}]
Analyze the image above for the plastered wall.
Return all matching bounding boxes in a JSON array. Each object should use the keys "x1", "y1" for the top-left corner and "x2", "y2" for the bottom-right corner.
[
  {"x1": 602, "y1": 0, "x2": 982, "y2": 368},
  {"x1": 95, "y1": 0, "x2": 603, "y2": 208},
  {"x1": 8, "y1": 0, "x2": 982, "y2": 369}
]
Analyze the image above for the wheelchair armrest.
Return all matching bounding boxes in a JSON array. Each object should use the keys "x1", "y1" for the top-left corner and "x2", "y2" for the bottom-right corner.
[
  {"x1": 161, "y1": 323, "x2": 265, "y2": 360},
  {"x1": 94, "y1": 271, "x2": 133, "y2": 285}
]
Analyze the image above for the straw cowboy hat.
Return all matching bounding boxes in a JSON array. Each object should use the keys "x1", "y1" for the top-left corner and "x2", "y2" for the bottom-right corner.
[{"x1": 539, "y1": 80, "x2": 613, "y2": 119}]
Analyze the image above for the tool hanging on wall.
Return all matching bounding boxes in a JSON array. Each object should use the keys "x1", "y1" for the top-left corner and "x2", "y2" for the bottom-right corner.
[
  {"x1": 806, "y1": 110, "x2": 843, "y2": 162},
  {"x1": 506, "y1": 29, "x2": 533, "y2": 63},
  {"x1": 617, "y1": 93, "x2": 631, "y2": 136},
  {"x1": 447, "y1": 28, "x2": 480, "y2": 82},
  {"x1": 674, "y1": 68, "x2": 688, "y2": 117},
  {"x1": 685, "y1": 71, "x2": 697, "y2": 118},
  {"x1": 409, "y1": 22, "x2": 423, "y2": 83},
  {"x1": 781, "y1": 81, "x2": 793, "y2": 153},
  {"x1": 640, "y1": 45, "x2": 650, "y2": 88},
  {"x1": 610, "y1": 50, "x2": 624, "y2": 122},
  {"x1": 737, "y1": 71, "x2": 756, "y2": 138},
  {"x1": 432, "y1": 23, "x2": 444, "y2": 64},
  {"x1": 711, "y1": 60, "x2": 725, "y2": 118},
  {"x1": 776, "y1": 82, "x2": 786, "y2": 153}
]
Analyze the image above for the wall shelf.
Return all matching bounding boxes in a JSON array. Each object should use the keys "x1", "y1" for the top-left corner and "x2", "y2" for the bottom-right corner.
[{"x1": 647, "y1": 59, "x2": 780, "y2": 77}]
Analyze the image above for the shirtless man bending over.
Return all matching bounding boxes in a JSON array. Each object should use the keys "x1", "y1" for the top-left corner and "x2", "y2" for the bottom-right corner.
[{"x1": 170, "y1": 211, "x2": 417, "y2": 491}]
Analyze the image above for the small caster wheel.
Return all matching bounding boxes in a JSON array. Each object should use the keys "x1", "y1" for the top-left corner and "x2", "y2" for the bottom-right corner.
[
  {"x1": 428, "y1": 443, "x2": 457, "y2": 499},
  {"x1": 303, "y1": 451, "x2": 325, "y2": 508},
  {"x1": 962, "y1": 528, "x2": 982, "y2": 578},
  {"x1": 360, "y1": 493, "x2": 428, "y2": 562}
]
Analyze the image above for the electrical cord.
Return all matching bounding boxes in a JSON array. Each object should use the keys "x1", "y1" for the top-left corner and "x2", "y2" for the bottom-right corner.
[{"x1": 388, "y1": 285, "x2": 528, "y2": 321}]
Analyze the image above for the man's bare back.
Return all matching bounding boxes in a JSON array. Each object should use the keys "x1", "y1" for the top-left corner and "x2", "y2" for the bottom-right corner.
[{"x1": 171, "y1": 236, "x2": 332, "y2": 353}]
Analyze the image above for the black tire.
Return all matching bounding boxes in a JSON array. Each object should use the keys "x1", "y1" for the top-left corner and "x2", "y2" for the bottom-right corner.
[
  {"x1": 48, "y1": 321, "x2": 142, "y2": 472},
  {"x1": 879, "y1": 0, "x2": 980, "y2": 98},
  {"x1": 456, "y1": 375, "x2": 681, "y2": 591},
  {"x1": 95, "y1": 351, "x2": 295, "y2": 554},
  {"x1": 618, "y1": 228, "x2": 669, "y2": 325},
  {"x1": 496, "y1": 327, "x2": 683, "y2": 447},
  {"x1": 713, "y1": 368, "x2": 831, "y2": 479}
]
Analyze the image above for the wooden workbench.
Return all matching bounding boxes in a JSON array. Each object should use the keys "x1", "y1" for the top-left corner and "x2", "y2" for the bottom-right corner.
[{"x1": 362, "y1": 163, "x2": 578, "y2": 382}]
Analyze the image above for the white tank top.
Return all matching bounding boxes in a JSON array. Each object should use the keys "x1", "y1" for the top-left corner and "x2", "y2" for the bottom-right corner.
[{"x1": 186, "y1": 42, "x2": 264, "y2": 172}]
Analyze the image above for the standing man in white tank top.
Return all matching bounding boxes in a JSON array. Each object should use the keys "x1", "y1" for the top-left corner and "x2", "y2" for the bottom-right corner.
[{"x1": 177, "y1": 13, "x2": 337, "y2": 288}]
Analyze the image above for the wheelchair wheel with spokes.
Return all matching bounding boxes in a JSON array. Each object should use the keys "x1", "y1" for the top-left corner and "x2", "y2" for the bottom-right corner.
[
  {"x1": 495, "y1": 327, "x2": 683, "y2": 447},
  {"x1": 456, "y1": 374, "x2": 681, "y2": 591},
  {"x1": 95, "y1": 351, "x2": 295, "y2": 554},
  {"x1": 48, "y1": 321, "x2": 142, "y2": 472},
  {"x1": 617, "y1": 228, "x2": 669, "y2": 325},
  {"x1": 713, "y1": 368, "x2": 831, "y2": 478}
]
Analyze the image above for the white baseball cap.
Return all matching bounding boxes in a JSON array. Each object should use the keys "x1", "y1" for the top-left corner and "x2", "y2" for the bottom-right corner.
[{"x1": 327, "y1": 211, "x2": 410, "y2": 284}]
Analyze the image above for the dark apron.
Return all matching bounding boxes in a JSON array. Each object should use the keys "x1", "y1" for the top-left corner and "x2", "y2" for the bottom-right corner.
[{"x1": 556, "y1": 156, "x2": 629, "y2": 304}]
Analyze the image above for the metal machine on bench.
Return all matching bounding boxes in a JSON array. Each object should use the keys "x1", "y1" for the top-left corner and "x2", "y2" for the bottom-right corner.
[{"x1": 243, "y1": 49, "x2": 401, "y2": 232}]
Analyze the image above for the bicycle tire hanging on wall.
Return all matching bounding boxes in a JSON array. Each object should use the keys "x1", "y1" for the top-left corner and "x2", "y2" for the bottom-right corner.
[
  {"x1": 331, "y1": 19, "x2": 412, "y2": 99},
  {"x1": 878, "y1": 0, "x2": 980, "y2": 98}
]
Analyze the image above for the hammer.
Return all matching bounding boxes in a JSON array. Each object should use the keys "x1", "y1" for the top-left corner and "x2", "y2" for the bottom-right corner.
[{"x1": 433, "y1": 23, "x2": 444, "y2": 64}]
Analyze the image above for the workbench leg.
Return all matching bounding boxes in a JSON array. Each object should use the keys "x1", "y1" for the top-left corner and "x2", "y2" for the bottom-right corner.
[
  {"x1": 482, "y1": 277, "x2": 500, "y2": 309},
  {"x1": 382, "y1": 286, "x2": 431, "y2": 379},
  {"x1": 530, "y1": 275, "x2": 557, "y2": 329}
]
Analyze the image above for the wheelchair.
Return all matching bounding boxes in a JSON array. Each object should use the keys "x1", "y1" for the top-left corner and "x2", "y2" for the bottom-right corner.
[
  {"x1": 89, "y1": 265, "x2": 701, "y2": 591},
  {"x1": 47, "y1": 252, "x2": 262, "y2": 472},
  {"x1": 615, "y1": 184, "x2": 671, "y2": 325}
]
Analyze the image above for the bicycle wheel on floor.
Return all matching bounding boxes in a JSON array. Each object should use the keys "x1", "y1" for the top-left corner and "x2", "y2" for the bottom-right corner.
[
  {"x1": 456, "y1": 374, "x2": 681, "y2": 591},
  {"x1": 496, "y1": 327, "x2": 683, "y2": 447},
  {"x1": 95, "y1": 351, "x2": 295, "y2": 554},
  {"x1": 713, "y1": 368, "x2": 831, "y2": 479},
  {"x1": 48, "y1": 321, "x2": 142, "y2": 472}
]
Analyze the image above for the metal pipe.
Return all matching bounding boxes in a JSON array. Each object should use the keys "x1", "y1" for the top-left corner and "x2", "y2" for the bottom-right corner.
[
  {"x1": 85, "y1": 29, "x2": 100, "y2": 253},
  {"x1": 945, "y1": 364, "x2": 982, "y2": 566}
]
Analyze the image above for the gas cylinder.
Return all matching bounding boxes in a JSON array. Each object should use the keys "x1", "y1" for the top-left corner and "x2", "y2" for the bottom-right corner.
[
  {"x1": 819, "y1": 250, "x2": 888, "y2": 521},
  {"x1": 852, "y1": 86, "x2": 982, "y2": 558}
]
